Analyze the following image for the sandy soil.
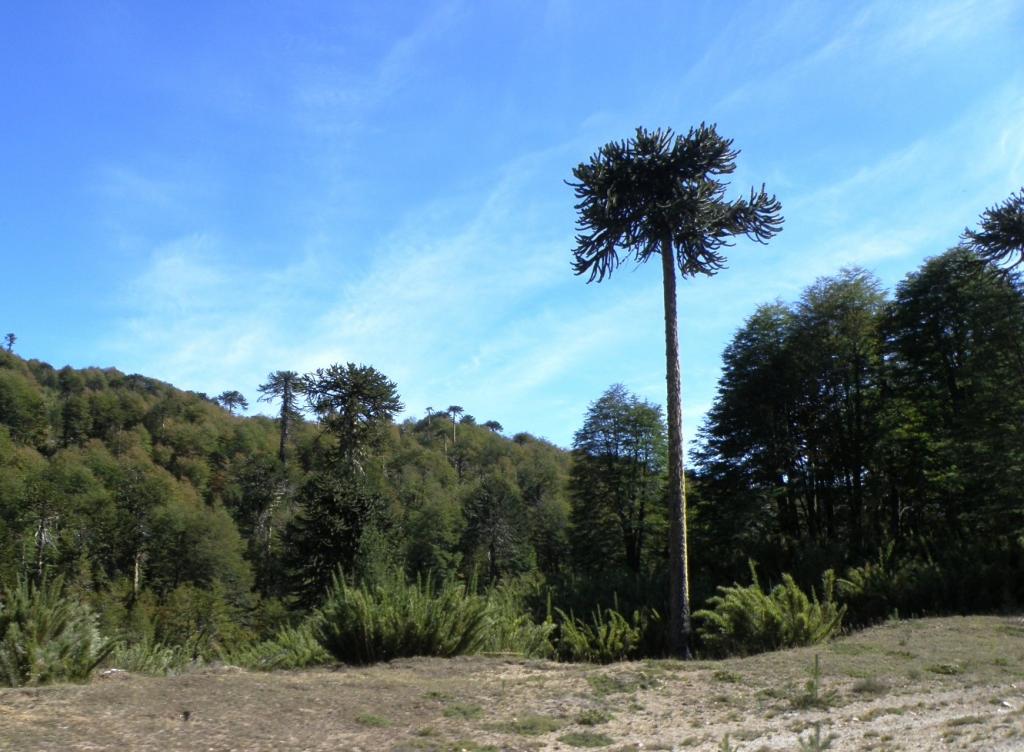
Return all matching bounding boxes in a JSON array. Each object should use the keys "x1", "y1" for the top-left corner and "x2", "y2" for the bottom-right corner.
[{"x1": 2, "y1": 616, "x2": 1023, "y2": 751}]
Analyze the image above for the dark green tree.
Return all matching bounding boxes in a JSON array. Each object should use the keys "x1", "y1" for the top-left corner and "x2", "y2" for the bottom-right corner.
[
  {"x1": 483, "y1": 420, "x2": 503, "y2": 433},
  {"x1": 215, "y1": 390, "x2": 249, "y2": 415},
  {"x1": 286, "y1": 363, "x2": 402, "y2": 603},
  {"x1": 569, "y1": 124, "x2": 783, "y2": 655},
  {"x1": 883, "y1": 248, "x2": 1024, "y2": 538},
  {"x1": 461, "y1": 465, "x2": 532, "y2": 584},
  {"x1": 305, "y1": 363, "x2": 403, "y2": 468},
  {"x1": 257, "y1": 371, "x2": 305, "y2": 464},
  {"x1": 3, "y1": 333, "x2": 14, "y2": 353},
  {"x1": 570, "y1": 384, "x2": 667, "y2": 580},
  {"x1": 962, "y1": 189, "x2": 1024, "y2": 270}
]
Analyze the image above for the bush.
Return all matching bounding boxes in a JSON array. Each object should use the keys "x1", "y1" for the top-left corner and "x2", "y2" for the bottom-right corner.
[
  {"x1": 695, "y1": 562, "x2": 845, "y2": 657},
  {"x1": 840, "y1": 538, "x2": 1024, "y2": 626},
  {"x1": 0, "y1": 576, "x2": 113, "y2": 686},
  {"x1": 316, "y1": 570, "x2": 492, "y2": 663},
  {"x1": 481, "y1": 582, "x2": 555, "y2": 658},
  {"x1": 554, "y1": 603, "x2": 658, "y2": 663},
  {"x1": 228, "y1": 623, "x2": 330, "y2": 671},
  {"x1": 107, "y1": 638, "x2": 191, "y2": 675}
]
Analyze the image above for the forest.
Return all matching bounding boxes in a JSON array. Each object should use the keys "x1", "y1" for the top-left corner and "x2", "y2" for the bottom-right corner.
[
  {"x1": 2, "y1": 242, "x2": 1023, "y2": 680},
  {"x1": 1, "y1": 127, "x2": 1023, "y2": 684}
]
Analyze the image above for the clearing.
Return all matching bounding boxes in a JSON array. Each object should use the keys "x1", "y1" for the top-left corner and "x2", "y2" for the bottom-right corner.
[{"x1": 2, "y1": 615, "x2": 1023, "y2": 751}]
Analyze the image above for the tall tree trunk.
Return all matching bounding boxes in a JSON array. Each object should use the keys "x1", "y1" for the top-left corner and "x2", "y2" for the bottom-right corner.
[
  {"x1": 279, "y1": 380, "x2": 292, "y2": 464},
  {"x1": 661, "y1": 239, "x2": 692, "y2": 658}
]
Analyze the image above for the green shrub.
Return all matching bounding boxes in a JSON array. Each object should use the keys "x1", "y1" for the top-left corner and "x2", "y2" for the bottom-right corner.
[
  {"x1": 555, "y1": 603, "x2": 658, "y2": 663},
  {"x1": 695, "y1": 562, "x2": 845, "y2": 657},
  {"x1": 0, "y1": 576, "x2": 113, "y2": 686},
  {"x1": 481, "y1": 582, "x2": 555, "y2": 658},
  {"x1": 316, "y1": 570, "x2": 492, "y2": 663},
  {"x1": 228, "y1": 622, "x2": 330, "y2": 671},
  {"x1": 108, "y1": 638, "x2": 191, "y2": 675}
]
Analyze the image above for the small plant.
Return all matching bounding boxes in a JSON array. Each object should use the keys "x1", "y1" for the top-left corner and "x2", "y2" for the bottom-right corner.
[
  {"x1": 718, "y1": 733, "x2": 738, "y2": 751},
  {"x1": 558, "y1": 730, "x2": 614, "y2": 747},
  {"x1": 355, "y1": 713, "x2": 389, "y2": 727},
  {"x1": 587, "y1": 670, "x2": 660, "y2": 697},
  {"x1": 0, "y1": 576, "x2": 113, "y2": 686},
  {"x1": 926, "y1": 662, "x2": 963, "y2": 675},
  {"x1": 713, "y1": 668, "x2": 743, "y2": 683},
  {"x1": 443, "y1": 702, "x2": 483, "y2": 719},
  {"x1": 576, "y1": 708, "x2": 613, "y2": 725},
  {"x1": 850, "y1": 676, "x2": 888, "y2": 697},
  {"x1": 796, "y1": 722, "x2": 836, "y2": 751},
  {"x1": 498, "y1": 714, "x2": 563, "y2": 736},
  {"x1": 695, "y1": 562, "x2": 845, "y2": 657},
  {"x1": 792, "y1": 655, "x2": 836, "y2": 710}
]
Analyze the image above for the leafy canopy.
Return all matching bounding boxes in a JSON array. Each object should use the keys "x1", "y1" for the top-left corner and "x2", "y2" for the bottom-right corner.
[{"x1": 568, "y1": 124, "x2": 783, "y2": 282}]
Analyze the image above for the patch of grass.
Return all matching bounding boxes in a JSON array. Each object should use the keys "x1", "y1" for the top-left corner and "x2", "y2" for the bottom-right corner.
[
  {"x1": 559, "y1": 730, "x2": 615, "y2": 747},
  {"x1": 860, "y1": 706, "x2": 906, "y2": 721},
  {"x1": 442, "y1": 703, "x2": 482, "y2": 720},
  {"x1": 356, "y1": 713, "x2": 389, "y2": 727},
  {"x1": 587, "y1": 671, "x2": 660, "y2": 697},
  {"x1": 850, "y1": 676, "x2": 889, "y2": 697},
  {"x1": 712, "y1": 669, "x2": 742, "y2": 683},
  {"x1": 883, "y1": 648, "x2": 915, "y2": 659},
  {"x1": 576, "y1": 708, "x2": 613, "y2": 725},
  {"x1": 946, "y1": 715, "x2": 985, "y2": 727},
  {"x1": 926, "y1": 662, "x2": 962, "y2": 675},
  {"x1": 497, "y1": 714, "x2": 563, "y2": 736}
]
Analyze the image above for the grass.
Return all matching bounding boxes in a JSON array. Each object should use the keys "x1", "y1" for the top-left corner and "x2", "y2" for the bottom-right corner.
[
  {"x1": 559, "y1": 730, "x2": 615, "y2": 747},
  {"x1": 442, "y1": 702, "x2": 482, "y2": 720},
  {"x1": 586, "y1": 670, "x2": 660, "y2": 697},
  {"x1": 495, "y1": 714, "x2": 563, "y2": 735},
  {"x1": 575, "y1": 708, "x2": 613, "y2": 725},
  {"x1": 355, "y1": 713, "x2": 389, "y2": 727}
]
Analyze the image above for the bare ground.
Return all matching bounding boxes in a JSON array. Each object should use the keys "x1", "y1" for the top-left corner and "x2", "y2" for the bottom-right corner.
[{"x1": 3, "y1": 616, "x2": 1024, "y2": 751}]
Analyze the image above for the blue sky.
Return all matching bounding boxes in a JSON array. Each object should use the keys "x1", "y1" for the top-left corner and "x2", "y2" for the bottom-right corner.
[{"x1": 3, "y1": 0, "x2": 1022, "y2": 447}]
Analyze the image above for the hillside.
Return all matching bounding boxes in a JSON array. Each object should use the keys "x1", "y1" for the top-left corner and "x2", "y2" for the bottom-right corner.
[{"x1": 1, "y1": 615, "x2": 1021, "y2": 751}]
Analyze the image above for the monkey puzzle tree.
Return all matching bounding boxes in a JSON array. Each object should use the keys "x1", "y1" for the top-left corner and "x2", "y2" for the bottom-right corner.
[
  {"x1": 257, "y1": 371, "x2": 305, "y2": 464},
  {"x1": 962, "y1": 188, "x2": 1024, "y2": 270},
  {"x1": 215, "y1": 390, "x2": 249, "y2": 415},
  {"x1": 568, "y1": 124, "x2": 783, "y2": 656},
  {"x1": 447, "y1": 405, "x2": 464, "y2": 444}
]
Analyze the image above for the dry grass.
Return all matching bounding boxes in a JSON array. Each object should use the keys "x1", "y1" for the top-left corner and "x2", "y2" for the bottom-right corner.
[{"x1": 2, "y1": 616, "x2": 1024, "y2": 751}]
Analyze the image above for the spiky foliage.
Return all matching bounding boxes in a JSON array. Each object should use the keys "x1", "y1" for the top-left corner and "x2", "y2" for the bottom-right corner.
[
  {"x1": 0, "y1": 576, "x2": 113, "y2": 686},
  {"x1": 480, "y1": 582, "x2": 555, "y2": 658},
  {"x1": 554, "y1": 603, "x2": 658, "y2": 663},
  {"x1": 962, "y1": 188, "x2": 1024, "y2": 269},
  {"x1": 228, "y1": 622, "x2": 330, "y2": 671},
  {"x1": 695, "y1": 562, "x2": 845, "y2": 657},
  {"x1": 315, "y1": 570, "x2": 492, "y2": 664},
  {"x1": 569, "y1": 124, "x2": 783, "y2": 657},
  {"x1": 108, "y1": 639, "x2": 191, "y2": 675}
]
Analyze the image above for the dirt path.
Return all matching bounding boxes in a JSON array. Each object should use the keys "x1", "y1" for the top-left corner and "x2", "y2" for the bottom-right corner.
[{"x1": 2, "y1": 616, "x2": 1023, "y2": 751}]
